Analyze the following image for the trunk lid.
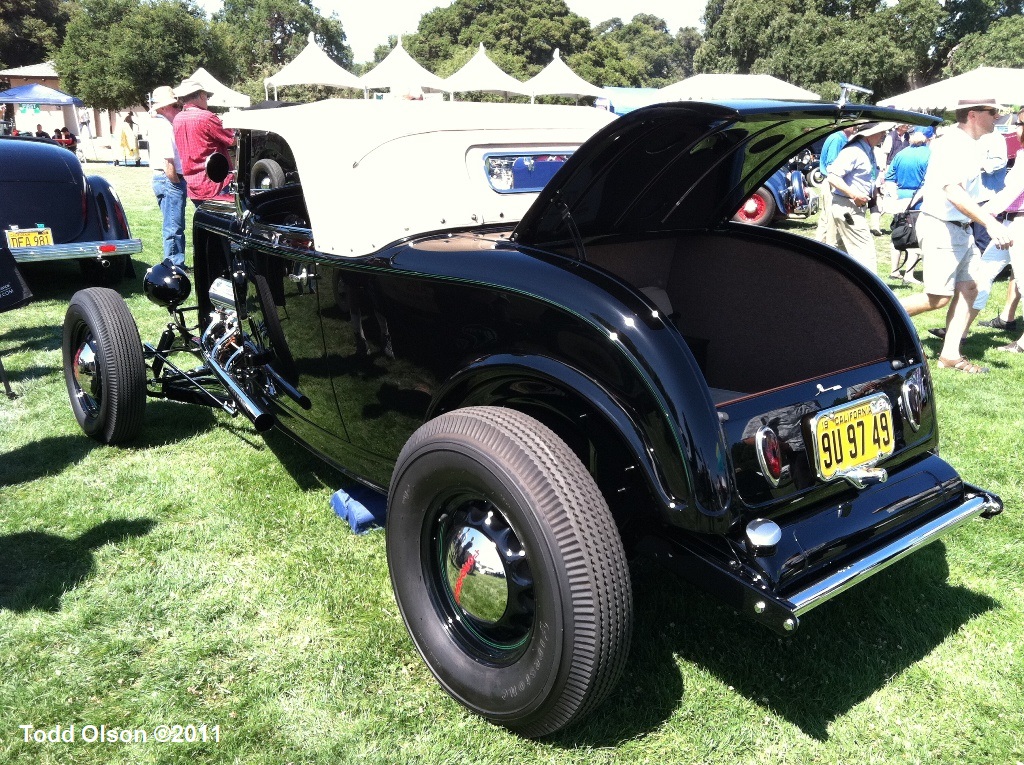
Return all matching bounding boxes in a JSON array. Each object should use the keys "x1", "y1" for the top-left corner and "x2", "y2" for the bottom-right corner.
[{"x1": 512, "y1": 100, "x2": 936, "y2": 247}]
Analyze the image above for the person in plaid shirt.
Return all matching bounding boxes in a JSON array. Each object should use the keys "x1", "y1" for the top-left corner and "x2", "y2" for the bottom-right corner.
[{"x1": 172, "y1": 78, "x2": 235, "y2": 201}]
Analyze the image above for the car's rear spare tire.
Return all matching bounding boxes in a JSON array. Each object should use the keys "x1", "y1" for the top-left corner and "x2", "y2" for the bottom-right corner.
[
  {"x1": 62, "y1": 287, "x2": 146, "y2": 443},
  {"x1": 252, "y1": 158, "x2": 285, "y2": 190},
  {"x1": 387, "y1": 406, "x2": 633, "y2": 737}
]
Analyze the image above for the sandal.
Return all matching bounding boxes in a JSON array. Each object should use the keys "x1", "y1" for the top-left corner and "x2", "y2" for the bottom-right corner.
[
  {"x1": 997, "y1": 341, "x2": 1024, "y2": 353},
  {"x1": 937, "y1": 356, "x2": 989, "y2": 374}
]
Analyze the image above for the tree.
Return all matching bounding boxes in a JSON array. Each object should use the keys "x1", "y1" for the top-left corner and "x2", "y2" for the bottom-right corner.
[
  {"x1": 946, "y1": 15, "x2": 1024, "y2": 74},
  {"x1": 692, "y1": 0, "x2": 946, "y2": 101},
  {"x1": 54, "y1": 0, "x2": 221, "y2": 111},
  {"x1": 0, "y1": 0, "x2": 66, "y2": 69},
  {"x1": 570, "y1": 14, "x2": 698, "y2": 87},
  {"x1": 402, "y1": 0, "x2": 593, "y2": 79},
  {"x1": 213, "y1": 0, "x2": 351, "y2": 88}
]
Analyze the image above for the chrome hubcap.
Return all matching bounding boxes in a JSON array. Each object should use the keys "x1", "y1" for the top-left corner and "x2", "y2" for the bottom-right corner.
[
  {"x1": 435, "y1": 500, "x2": 534, "y2": 658},
  {"x1": 444, "y1": 524, "x2": 512, "y2": 624},
  {"x1": 73, "y1": 335, "x2": 101, "y2": 416}
]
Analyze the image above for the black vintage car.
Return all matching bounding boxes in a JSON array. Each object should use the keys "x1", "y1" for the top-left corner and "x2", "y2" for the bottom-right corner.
[
  {"x1": 61, "y1": 99, "x2": 1002, "y2": 737},
  {"x1": 0, "y1": 136, "x2": 141, "y2": 283}
]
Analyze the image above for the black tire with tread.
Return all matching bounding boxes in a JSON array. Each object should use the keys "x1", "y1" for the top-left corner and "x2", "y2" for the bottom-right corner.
[
  {"x1": 387, "y1": 406, "x2": 633, "y2": 737},
  {"x1": 62, "y1": 287, "x2": 146, "y2": 443},
  {"x1": 252, "y1": 158, "x2": 285, "y2": 189}
]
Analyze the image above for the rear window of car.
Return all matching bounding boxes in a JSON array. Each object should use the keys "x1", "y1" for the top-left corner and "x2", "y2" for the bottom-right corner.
[{"x1": 484, "y1": 152, "x2": 573, "y2": 193}]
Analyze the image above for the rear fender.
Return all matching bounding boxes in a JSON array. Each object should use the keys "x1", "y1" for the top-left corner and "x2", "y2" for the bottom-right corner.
[
  {"x1": 86, "y1": 175, "x2": 133, "y2": 240},
  {"x1": 429, "y1": 354, "x2": 682, "y2": 520}
]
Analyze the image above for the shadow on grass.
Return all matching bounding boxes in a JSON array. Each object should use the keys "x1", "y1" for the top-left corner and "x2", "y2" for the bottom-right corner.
[
  {"x1": 260, "y1": 427, "x2": 347, "y2": 493},
  {"x1": 918, "y1": 323, "x2": 1018, "y2": 367},
  {"x1": 2, "y1": 364, "x2": 56, "y2": 383},
  {"x1": 1, "y1": 402, "x2": 219, "y2": 487},
  {"x1": 0, "y1": 323, "x2": 62, "y2": 355},
  {"x1": 1, "y1": 434, "x2": 96, "y2": 486},
  {"x1": 16, "y1": 257, "x2": 147, "y2": 301},
  {"x1": 0, "y1": 518, "x2": 156, "y2": 612},
  {"x1": 558, "y1": 543, "x2": 996, "y2": 745}
]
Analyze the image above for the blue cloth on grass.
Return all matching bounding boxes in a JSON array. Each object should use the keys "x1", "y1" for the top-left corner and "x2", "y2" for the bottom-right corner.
[{"x1": 330, "y1": 484, "x2": 387, "y2": 534}]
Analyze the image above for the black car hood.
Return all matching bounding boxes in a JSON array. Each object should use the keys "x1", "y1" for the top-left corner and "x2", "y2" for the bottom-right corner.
[{"x1": 512, "y1": 100, "x2": 937, "y2": 247}]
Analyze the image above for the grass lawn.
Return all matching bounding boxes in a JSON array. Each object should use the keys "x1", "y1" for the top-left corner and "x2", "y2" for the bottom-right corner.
[{"x1": 1, "y1": 166, "x2": 1022, "y2": 764}]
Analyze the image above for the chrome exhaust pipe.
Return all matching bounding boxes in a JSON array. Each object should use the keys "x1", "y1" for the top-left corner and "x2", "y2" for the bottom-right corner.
[{"x1": 205, "y1": 352, "x2": 275, "y2": 432}]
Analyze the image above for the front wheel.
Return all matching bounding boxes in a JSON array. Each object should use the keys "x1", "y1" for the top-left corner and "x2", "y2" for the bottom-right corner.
[
  {"x1": 387, "y1": 406, "x2": 633, "y2": 737},
  {"x1": 62, "y1": 288, "x2": 146, "y2": 443}
]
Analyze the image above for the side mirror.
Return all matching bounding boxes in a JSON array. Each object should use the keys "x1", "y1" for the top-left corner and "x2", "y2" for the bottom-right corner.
[{"x1": 206, "y1": 152, "x2": 230, "y2": 184}]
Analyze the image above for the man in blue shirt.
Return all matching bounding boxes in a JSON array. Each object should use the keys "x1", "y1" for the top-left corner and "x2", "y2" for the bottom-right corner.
[
  {"x1": 815, "y1": 126, "x2": 856, "y2": 246},
  {"x1": 883, "y1": 128, "x2": 931, "y2": 282},
  {"x1": 885, "y1": 129, "x2": 931, "y2": 201}
]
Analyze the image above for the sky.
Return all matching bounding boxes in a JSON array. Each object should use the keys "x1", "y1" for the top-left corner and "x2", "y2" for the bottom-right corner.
[{"x1": 197, "y1": 1, "x2": 707, "y2": 63}]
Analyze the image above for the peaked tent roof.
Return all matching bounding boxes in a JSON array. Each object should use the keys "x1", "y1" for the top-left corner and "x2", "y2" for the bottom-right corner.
[
  {"x1": 523, "y1": 49, "x2": 605, "y2": 101},
  {"x1": 185, "y1": 67, "x2": 251, "y2": 109},
  {"x1": 359, "y1": 40, "x2": 447, "y2": 94},
  {"x1": 653, "y1": 74, "x2": 820, "y2": 102},
  {"x1": 0, "y1": 61, "x2": 59, "y2": 78},
  {"x1": 443, "y1": 43, "x2": 530, "y2": 97},
  {"x1": 264, "y1": 32, "x2": 363, "y2": 99},
  {"x1": 0, "y1": 82, "x2": 83, "y2": 105},
  {"x1": 877, "y1": 67, "x2": 1024, "y2": 111}
]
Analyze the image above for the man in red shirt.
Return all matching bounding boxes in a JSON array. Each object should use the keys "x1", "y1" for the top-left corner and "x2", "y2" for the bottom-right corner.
[{"x1": 172, "y1": 77, "x2": 235, "y2": 201}]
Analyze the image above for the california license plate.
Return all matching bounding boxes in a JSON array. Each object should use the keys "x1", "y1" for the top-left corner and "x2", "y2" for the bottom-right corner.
[
  {"x1": 810, "y1": 394, "x2": 894, "y2": 481},
  {"x1": 6, "y1": 228, "x2": 54, "y2": 249}
]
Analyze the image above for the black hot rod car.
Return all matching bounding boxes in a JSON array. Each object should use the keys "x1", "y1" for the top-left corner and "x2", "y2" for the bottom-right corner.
[{"x1": 61, "y1": 99, "x2": 1002, "y2": 737}]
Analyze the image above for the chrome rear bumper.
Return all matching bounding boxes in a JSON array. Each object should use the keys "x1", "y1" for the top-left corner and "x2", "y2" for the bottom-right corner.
[
  {"x1": 11, "y1": 238, "x2": 143, "y2": 263},
  {"x1": 787, "y1": 485, "x2": 1001, "y2": 618},
  {"x1": 639, "y1": 482, "x2": 1002, "y2": 635}
]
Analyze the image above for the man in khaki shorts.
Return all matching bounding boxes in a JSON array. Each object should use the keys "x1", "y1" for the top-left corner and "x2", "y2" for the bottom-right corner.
[{"x1": 899, "y1": 98, "x2": 1013, "y2": 374}]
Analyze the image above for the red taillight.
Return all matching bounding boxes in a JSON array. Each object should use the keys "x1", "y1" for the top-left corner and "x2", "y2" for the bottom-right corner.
[
  {"x1": 98, "y1": 244, "x2": 116, "y2": 253},
  {"x1": 756, "y1": 426, "x2": 783, "y2": 486}
]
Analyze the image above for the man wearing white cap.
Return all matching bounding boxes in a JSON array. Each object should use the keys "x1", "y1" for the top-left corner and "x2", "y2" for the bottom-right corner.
[
  {"x1": 827, "y1": 121, "x2": 893, "y2": 272},
  {"x1": 173, "y1": 77, "x2": 235, "y2": 202},
  {"x1": 149, "y1": 86, "x2": 187, "y2": 268},
  {"x1": 899, "y1": 98, "x2": 1013, "y2": 374}
]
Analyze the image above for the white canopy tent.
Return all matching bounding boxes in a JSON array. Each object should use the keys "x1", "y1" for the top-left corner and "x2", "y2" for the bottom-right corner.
[
  {"x1": 651, "y1": 73, "x2": 820, "y2": 103},
  {"x1": 523, "y1": 49, "x2": 605, "y2": 103},
  {"x1": 186, "y1": 67, "x2": 251, "y2": 109},
  {"x1": 443, "y1": 43, "x2": 531, "y2": 99},
  {"x1": 358, "y1": 39, "x2": 447, "y2": 97},
  {"x1": 263, "y1": 33, "x2": 363, "y2": 100},
  {"x1": 878, "y1": 67, "x2": 1024, "y2": 111}
]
